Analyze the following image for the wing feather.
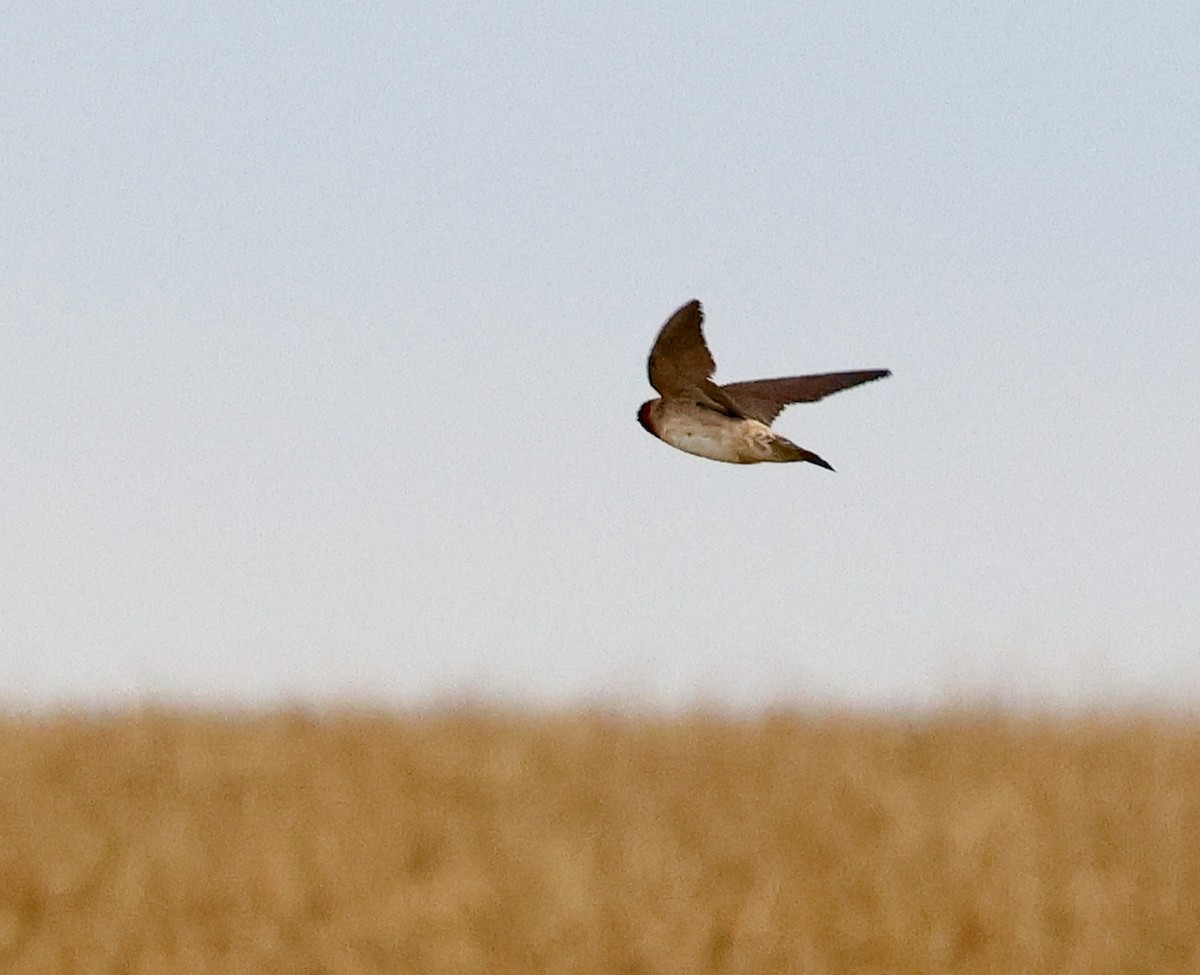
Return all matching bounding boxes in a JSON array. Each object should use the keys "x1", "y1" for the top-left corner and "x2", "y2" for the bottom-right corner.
[
  {"x1": 647, "y1": 300, "x2": 716, "y2": 396},
  {"x1": 721, "y1": 370, "x2": 891, "y2": 424}
]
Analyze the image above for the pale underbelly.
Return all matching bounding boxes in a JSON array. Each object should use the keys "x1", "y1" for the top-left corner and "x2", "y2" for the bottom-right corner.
[
  {"x1": 672, "y1": 432, "x2": 745, "y2": 463},
  {"x1": 662, "y1": 426, "x2": 769, "y2": 464}
]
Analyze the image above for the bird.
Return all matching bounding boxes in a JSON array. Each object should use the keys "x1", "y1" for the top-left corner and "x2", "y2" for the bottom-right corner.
[{"x1": 637, "y1": 299, "x2": 889, "y2": 469}]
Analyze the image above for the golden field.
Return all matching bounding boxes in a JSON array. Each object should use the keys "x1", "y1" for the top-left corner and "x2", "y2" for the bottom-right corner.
[{"x1": 1, "y1": 708, "x2": 1198, "y2": 974}]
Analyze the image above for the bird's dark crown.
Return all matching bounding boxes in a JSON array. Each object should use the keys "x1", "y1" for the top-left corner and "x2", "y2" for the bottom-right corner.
[{"x1": 636, "y1": 400, "x2": 656, "y2": 434}]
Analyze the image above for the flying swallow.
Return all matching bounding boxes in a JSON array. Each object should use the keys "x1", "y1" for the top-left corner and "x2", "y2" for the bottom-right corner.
[{"x1": 637, "y1": 300, "x2": 889, "y2": 469}]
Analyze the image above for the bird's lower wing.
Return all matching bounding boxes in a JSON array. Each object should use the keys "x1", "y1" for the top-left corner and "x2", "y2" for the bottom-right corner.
[{"x1": 722, "y1": 370, "x2": 890, "y2": 424}]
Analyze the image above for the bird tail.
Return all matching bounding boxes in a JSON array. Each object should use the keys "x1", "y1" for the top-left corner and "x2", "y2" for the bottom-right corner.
[{"x1": 770, "y1": 436, "x2": 835, "y2": 471}]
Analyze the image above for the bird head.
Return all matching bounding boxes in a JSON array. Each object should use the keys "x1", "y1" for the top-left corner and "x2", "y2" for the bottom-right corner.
[{"x1": 636, "y1": 400, "x2": 657, "y2": 435}]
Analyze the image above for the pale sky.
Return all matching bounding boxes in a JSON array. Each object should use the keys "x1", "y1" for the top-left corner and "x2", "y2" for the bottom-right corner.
[{"x1": 4, "y1": 1, "x2": 1199, "y2": 710}]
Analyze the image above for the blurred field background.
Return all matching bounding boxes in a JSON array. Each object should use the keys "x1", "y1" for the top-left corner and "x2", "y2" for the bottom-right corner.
[{"x1": 2, "y1": 708, "x2": 1199, "y2": 974}]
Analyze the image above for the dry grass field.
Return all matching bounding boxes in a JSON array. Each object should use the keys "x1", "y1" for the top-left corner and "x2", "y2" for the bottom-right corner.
[{"x1": 1, "y1": 708, "x2": 1199, "y2": 974}]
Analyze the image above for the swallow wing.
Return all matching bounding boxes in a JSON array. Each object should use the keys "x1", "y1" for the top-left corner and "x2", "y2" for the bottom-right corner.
[
  {"x1": 647, "y1": 300, "x2": 718, "y2": 396},
  {"x1": 721, "y1": 370, "x2": 891, "y2": 424}
]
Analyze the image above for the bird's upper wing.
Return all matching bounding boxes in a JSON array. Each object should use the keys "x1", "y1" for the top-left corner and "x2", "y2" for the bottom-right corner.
[
  {"x1": 647, "y1": 300, "x2": 743, "y2": 414},
  {"x1": 721, "y1": 370, "x2": 891, "y2": 424},
  {"x1": 647, "y1": 300, "x2": 718, "y2": 396}
]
